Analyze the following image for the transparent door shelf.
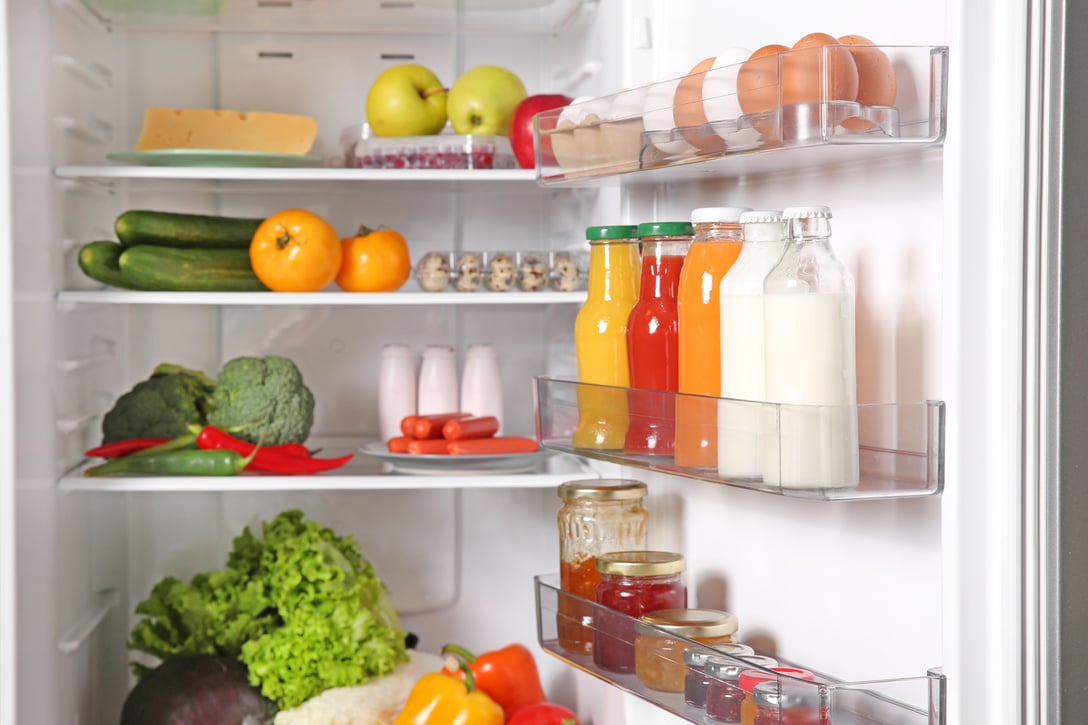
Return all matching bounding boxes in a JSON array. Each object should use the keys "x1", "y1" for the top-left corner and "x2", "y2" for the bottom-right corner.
[
  {"x1": 535, "y1": 575, "x2": 945, "y2": 725},
  {"x1": 533, "y1": 377, "x2": 944, "y2": 501},
  {"x1": 533, "y1": 45, "x2": 948, "y2": 186}
]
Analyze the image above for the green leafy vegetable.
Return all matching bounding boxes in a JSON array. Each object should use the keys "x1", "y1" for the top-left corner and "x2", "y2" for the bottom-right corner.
[
  {"x1": 127, "y1": 510, "x2": 408, "y2": 709},
  {"x1": 207, "y1": 355, "x2": 316, "y2": 446}
]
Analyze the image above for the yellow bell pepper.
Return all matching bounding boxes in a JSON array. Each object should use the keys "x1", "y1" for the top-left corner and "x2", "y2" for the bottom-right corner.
[{"x1": 393, "y1": 670, "x2": 505, "y2": 725}]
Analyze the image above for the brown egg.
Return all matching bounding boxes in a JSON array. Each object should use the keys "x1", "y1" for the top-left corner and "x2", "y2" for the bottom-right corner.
[
  {"x1": 838, "y1": 35, "x2": 896, "y2": 106},
  {"x1": 838, "y1": 35, "x2": 896, "y2": 131},
  {"x1": 673, "y1": 57, "x2": 726, "y2": 154},
  {"x1": 737, "y1": 44, "x2": 789, "y2": 115},
  {"x1": 782, "y1": 32, "x2": 858, "y2": 105}
]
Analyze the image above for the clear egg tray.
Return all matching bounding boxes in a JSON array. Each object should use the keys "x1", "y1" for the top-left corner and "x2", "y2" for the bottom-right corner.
[
  {"x1": 414, "y1": 250, "x2": 588, "y2": 293},
  {"x1": 532, "y1": 45, "x2": 948, "y2": 184}
]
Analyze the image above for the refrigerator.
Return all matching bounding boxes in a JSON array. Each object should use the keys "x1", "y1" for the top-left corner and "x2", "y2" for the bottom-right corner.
[{"x1": 0, "y1": 0, "x2": 1080, "y2": 723}]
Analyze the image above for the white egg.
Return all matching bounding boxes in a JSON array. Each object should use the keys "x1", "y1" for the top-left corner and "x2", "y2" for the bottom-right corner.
[
  {"x1": 702, "y1": 47, "x2": 753, "y2": 124},
  {"x1": 642, "y1": 72, "x2": 695, "y2": 155},
  {"x1": 558, "y1": 96, "x2": 596, "y2": 127},
  {"x1": 608, "y1": 85, "x2": 650, "y2": 122}
]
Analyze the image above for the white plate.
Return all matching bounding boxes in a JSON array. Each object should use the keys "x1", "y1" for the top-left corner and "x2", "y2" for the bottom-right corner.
[
  {"x1": 107, "y1": 149, "x2": 323, "y2": 167},
  {"x1": 358, "y1": 440, "x2": 550, "y2": 475}
]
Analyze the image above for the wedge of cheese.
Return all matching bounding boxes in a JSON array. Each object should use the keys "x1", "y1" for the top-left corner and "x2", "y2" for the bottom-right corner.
[{"x1": 134, "y1": 108, "x2": 319, "y2": 155}]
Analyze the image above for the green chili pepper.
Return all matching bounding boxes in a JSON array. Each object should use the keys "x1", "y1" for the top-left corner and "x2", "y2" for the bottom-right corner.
[
  {"x1": 123, "y1": 432, "x2": 198, "y2": 459},
  {"x1": 85, "y1": 446, "x2": 256, "y2": 477}
]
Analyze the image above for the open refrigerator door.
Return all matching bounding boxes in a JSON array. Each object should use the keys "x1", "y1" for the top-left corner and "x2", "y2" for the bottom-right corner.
[{"x1": 2, "y1": 0, "x2": 1066, "y2": 724}]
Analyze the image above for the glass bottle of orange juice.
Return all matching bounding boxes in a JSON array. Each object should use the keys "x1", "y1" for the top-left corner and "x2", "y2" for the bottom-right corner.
[
  {"x1": 573, "y1": 225, "x2": 641, "y2": 449},
  {"x1": 674, "y1": 207, "x2": 749, "y2": 468}
]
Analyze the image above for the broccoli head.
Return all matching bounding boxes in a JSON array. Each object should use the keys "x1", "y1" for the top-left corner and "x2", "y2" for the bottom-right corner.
[
  {"x1": 207, "y1": 356, "x2": 315, "y2": 446},
  {"x1": 101, "y1": 366, "x2": 215, "y2": 444}
]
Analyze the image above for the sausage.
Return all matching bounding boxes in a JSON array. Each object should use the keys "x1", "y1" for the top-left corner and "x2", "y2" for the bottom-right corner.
[
  {"x1": 400, "y1": 416, "x2": 419, "y2": 437},
  {"x1": 412, "y1": 412, "x2": 472, "y2": 439},
  {"x1": 448, "y1": 437, "x2": 540, "y2": 455},
  {"x1": 442, "y1": 415, "x2": 500, "y2": 441},
  {"x1": 407, "y1": 438, "x2": 451, "y2": 455},
  {"x1": 387, "y1": 436, "x2": 412, "y2": 453}
]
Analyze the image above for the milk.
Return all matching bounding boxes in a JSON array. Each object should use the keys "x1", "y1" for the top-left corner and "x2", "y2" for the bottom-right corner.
[
  {"x1": 719, "y1": 295, "x2": 770, "y2": 480},
  {"x1": 717, "y1": 213, "x2": 786, "y2": 481},
  {"x1": 762, "y1": 291, "x2": 859, "y2": 489}
]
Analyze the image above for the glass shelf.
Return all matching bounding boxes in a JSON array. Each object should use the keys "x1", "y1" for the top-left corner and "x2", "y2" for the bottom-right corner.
[
  {"x1": 534, "y1": 574, "x2": 945, "y2": 725},
  {"x1": 57, "y1": 289, "x2": 585, "y2": 306},
  {"x1": 533, "y1": 377, "x2": 944, "y2": 501},
  {"x1": 78, "y1": 0, "x2": 593, "y2": 36},
  {"x1": 533, "y1": 45, "x2": 948, "y2": 186},
  {"x1": 60, "y1": 439, "x2": 594, "y2": 492},
  {"x1": 53, "y1": 166, "x2": 537, "y2": 185}
]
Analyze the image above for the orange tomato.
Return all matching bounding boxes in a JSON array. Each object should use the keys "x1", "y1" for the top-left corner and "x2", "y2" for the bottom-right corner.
[
  {"x1": 335, "y1": 225, "x2": 411, "y2": 292},
  {"x1": 250, "y1": 209, "x2": 342, "y2": 292}
]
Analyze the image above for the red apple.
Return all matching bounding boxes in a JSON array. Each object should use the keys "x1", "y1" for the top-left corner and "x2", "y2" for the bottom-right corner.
[{"x1": 509, "y1": 93, "x2": 573, "y2": 169}]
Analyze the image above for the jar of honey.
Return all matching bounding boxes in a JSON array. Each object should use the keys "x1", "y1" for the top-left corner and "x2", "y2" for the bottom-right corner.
[
  {"x1": 593, "y1": 550, "x2": 687, "y2": 673},
  {"x1": 739, "y1": 666, "x2": 818, "y2": 725},
  {"x1": 705, "y1": 654, "x2": 779, "y2": 724},
  {"x1": 684, "y1": 642, "x2": 756, "y2": 709},
  {"x1": 556, "y1": 479, "x2": 649, "y2": 653},
  {"x1": 752, "y1": 680, "x2": 831, "y2": 725},
  {"x1": 633, "y1": 608, "x2": 738, "y2": 692}
]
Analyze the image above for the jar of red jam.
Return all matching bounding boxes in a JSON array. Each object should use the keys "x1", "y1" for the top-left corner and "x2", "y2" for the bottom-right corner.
[
  {"x1": 557, "y1": 479, "x2": 649, "y2": 653},
  {"x1": 684, "y1": 642, "x2": 756, "y2": 709},
  {"x1": 705, "y1": 654, "x2": 779, "y2": 723},
  {"x1": 739, "y1": 667, "x2": 818, "y2": 725},
  {"x1": 633, "y1": 608, "x2": 739, "y2": 692},
  {"x1": 593, "y1": 550, "x2": 687, "y2": 673},
  {"x1": 752, "y1": 680, "x2": 831, "y2": 725}
]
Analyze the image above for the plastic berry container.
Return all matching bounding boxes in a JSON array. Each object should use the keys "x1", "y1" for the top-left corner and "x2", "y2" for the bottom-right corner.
[{"x1": 340, "y1": 124, "x2": 516, "y2": 170}]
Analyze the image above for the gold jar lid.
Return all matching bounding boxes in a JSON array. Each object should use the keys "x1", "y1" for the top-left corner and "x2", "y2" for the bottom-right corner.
[
  {"x1": 636, "y1": 608, "x2": 739, "y2": 638},
  {"x1": 596, "y1": 550, "x2": 685, "y2": 577},
  {"x1": 558, "y1": 479, "x2": 648, "y2": 501}
]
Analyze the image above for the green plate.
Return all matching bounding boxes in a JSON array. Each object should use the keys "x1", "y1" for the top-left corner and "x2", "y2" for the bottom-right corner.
[{"x1": 107, "y1": 149, "x2": 324, "y2": 168}]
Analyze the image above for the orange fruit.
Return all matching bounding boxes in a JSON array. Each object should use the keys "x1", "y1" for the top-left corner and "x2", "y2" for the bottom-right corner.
[
  {"x1": 335, "y1": 225, "x2": 411, "y2": 292},
  {"x1": 250, "y1": 208, "x2": 343, "y2": 292}
]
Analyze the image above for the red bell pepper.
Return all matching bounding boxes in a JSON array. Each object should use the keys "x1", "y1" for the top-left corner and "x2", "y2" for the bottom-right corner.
[
  {"x1": 507, "y1": 703, "x2": 580, "y2": 725},
  {"x1": 194, "y1": 426, "x2": 353, "y2": 474},
  {"x1": 441, "y1": 643, "x2": 548, "y2": 720}
]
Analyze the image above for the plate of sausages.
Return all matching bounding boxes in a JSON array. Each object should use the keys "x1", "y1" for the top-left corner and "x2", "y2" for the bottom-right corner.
[{"x1": 359, "y1": 412, "x2": 549, "y2": 475}]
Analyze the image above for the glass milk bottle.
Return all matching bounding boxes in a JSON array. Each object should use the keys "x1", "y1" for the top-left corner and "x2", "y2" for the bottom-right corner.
[
  {"x1": 674, "y1": 207, "x2": 749, "y2": 469},
  {"x1": 573, "y1": 225, "x2": 641, "y2": 449},
  {"x1": 378, "y1": 343, "x2": 417, "y2": 442},
  {"x1": 460, "y1": 343, "x2": 503, "y2": 433},
  {"x1": 624, "y1": 223, "x2": 690, "y2": 455},
  {"x1": 718, "y1": 211, "x2": 787, "y2": 481},
  {"x1": 762, "y1": 206, "x2": 859, "y2": 489}
]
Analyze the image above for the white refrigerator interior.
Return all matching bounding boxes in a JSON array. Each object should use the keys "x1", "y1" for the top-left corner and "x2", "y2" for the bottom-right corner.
[{"x1": 0, "y1": 0, "x2": 1045, "y2": 724}]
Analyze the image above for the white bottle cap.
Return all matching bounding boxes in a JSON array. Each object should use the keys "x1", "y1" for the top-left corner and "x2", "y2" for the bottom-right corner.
[
  {"x1": 782, "y1": 206, "x2": 832, "y2": 220},
  {"x1": 691, "y1": 206, "x2": 751, "y2": 224},
  {"x1": 739, "y1": 210, "x2": 783, "y2": 224}
]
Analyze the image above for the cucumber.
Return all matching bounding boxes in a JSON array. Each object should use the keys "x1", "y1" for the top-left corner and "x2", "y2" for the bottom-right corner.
[
  {"x1": 118, "y1": 245, "x2": 270, "y2": 292},
  {"x1": 78, "y1": 240, "x2": 144, "y2": 290},
  {"x1": 115, "y1": 210, "x2": 264, "y2": 249}
]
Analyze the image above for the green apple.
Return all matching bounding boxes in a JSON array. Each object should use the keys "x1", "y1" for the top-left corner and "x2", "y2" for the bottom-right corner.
[
  {"x1": 447, "y1": 65, "x2": 528, "y2": 136},
  {"x1": 366, "y1": 63, "x2": 448, "y2": 137}
]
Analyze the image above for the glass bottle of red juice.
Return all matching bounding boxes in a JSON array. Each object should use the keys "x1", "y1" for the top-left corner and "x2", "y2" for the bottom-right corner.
[{"x1": 624, "y1": 222, "x2": 692, "y2": 455}]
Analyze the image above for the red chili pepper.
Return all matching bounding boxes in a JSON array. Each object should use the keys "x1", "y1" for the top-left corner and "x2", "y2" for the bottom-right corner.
[
  {"x1": 194, "y1": 426, "x2": 353, "y2": 474},
  {"x1": 272, "y1": 442, "x2": 313, "y2": 458},
  {"x1": 441, "y1": 643, "x2": 548, "y2": 720},
  {"x1": 85, "y1": 437, "x2": 171, "y2": 459}
]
